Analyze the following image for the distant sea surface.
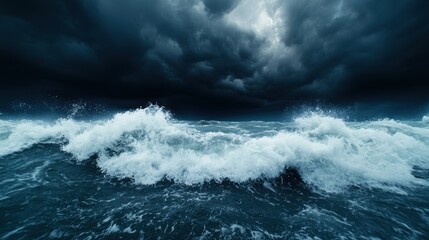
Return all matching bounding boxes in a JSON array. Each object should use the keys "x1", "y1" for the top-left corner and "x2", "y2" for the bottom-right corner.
[{"x1": 1, "y1": 106, "x2": 429, "y2": 239}]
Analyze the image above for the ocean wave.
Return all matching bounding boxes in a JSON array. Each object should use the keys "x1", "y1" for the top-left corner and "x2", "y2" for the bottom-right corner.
[
  {"x1": 0, "y1": 119, "x2": 85, "y2": 156},
  {"x1": 0, "y1": 105, "x2": 428, "y2": 192}
]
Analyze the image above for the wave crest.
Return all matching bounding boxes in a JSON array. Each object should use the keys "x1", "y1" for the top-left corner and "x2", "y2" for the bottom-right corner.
[{"x1": 1, "y1": 106, "x2": 428, "y2": 192}]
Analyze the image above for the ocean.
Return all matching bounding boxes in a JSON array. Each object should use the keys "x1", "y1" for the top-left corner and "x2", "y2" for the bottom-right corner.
[{"x1": 1, "y1": 105, "x2": 428, "y2": 239}]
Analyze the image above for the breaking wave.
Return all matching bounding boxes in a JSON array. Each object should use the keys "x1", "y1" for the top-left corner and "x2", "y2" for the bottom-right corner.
[{"x1": 1, "y1": 105, "x2": 428, "y2": 192}]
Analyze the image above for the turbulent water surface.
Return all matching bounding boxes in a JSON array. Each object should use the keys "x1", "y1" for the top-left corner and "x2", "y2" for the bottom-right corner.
[{"x1": 1, "y1": 106, "x2": 429, "y2": 239}]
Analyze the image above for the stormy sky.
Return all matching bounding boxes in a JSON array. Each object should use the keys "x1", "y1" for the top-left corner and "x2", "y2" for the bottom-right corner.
[{"x1": 1, "y1": 0, "x2": 429, "y2": 118}]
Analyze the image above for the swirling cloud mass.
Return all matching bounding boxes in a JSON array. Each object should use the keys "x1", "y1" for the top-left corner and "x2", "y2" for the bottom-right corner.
[{"x1": 1, "y1": 0, "x2": 428, "y2": 118}]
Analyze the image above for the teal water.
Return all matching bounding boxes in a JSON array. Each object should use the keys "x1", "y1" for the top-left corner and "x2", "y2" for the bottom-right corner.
[{"x1": 1, "y1": 106, "x2": 429, "y2": 239}]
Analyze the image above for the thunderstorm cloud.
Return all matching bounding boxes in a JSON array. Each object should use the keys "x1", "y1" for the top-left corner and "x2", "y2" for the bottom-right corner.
[{"x1": 1, "y1": 0, "x2": 428, "y2": 117}]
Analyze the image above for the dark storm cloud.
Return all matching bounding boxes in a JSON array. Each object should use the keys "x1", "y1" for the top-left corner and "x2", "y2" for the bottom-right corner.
[
  {"x1": 203, "y1": 0, "x2": 240, "y2": 16},
  {"x1": 0, "y1": 0, "x2": 428, "y2": 117}
]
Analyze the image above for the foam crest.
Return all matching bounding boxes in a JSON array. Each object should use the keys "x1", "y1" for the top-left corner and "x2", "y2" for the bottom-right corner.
[
  {"x1": 62, "y1": 105, "x2": 190, "y2": 160},
  {"x1": 73, "y1": 110, "x2": 429, "y2": 192},
  {"x1": 0, "y1": 119, "x2": 83, "y2": 157},
  {"x1": 1, "y1": 108, "x2": 428, "y2": 193}
]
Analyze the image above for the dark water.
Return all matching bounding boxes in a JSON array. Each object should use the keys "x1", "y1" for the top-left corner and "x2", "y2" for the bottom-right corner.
[{"x1": 1, "y1": 106, "x2": 429, "y2": 239}]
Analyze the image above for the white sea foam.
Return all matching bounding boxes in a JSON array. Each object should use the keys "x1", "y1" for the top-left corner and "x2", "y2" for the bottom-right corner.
[
  {"x1": 0, "y1": 105, "x2": 428, "y2": 192},
  {"x1": 423, "y1": 115, "x2": 429, "y2": 123},
  {"x1": 0, "y1": 119, "x2": 84, "y2": 156}
]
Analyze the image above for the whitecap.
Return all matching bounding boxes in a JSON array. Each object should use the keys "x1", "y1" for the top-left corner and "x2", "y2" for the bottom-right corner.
[{"x1": 1, "y1": 105, "x2": 428, "y2": 193}]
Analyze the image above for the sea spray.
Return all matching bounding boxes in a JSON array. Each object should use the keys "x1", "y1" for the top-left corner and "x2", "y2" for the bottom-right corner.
[{"x1": 0, "y1": 105, "x2": 428, "y2": 193}]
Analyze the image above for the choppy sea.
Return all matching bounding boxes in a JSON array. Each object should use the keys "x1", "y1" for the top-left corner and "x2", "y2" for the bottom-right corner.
[{"x1": 1, "y1": 106, "x2": 429, "y2": 239}]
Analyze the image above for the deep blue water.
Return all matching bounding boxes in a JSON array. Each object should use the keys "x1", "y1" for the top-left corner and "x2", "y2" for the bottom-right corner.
[{"x1": 1, "y1": 106, "x2": 429, "y2": 239}]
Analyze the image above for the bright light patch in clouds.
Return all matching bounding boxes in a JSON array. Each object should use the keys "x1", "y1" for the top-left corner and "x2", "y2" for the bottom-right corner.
[
  {"x1": 224, "y1": 0, "x2": 296, "y2": 82},
  {"x1": 225, "y1": 0, "x2": 282, "y2": 41}
]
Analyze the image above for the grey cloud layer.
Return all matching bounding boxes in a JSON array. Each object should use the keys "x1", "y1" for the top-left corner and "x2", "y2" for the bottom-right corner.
[{"x1": 1, "y1": 0, "x2": 428, "y2": 116}]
